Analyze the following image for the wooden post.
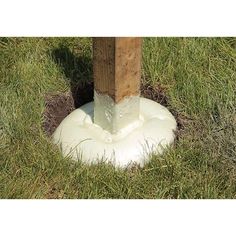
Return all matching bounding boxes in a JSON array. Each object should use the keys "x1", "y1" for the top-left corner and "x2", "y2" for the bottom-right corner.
[{"x1": 93, "y1": 37, "x2": 142, "y2": 134}]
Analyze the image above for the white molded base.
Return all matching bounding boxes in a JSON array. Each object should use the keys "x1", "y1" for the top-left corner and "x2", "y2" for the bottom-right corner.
[{"x1": 52, "y1": 98, "x2": 177, "y2": 167}]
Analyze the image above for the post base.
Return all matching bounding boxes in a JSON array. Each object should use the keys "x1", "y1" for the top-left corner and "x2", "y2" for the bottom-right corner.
[{"x1": 52, "y1": 98, "x2": 177, "y2": 167}]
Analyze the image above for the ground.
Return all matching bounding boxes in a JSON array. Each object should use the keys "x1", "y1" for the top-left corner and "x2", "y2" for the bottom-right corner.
[{"x1": 0, "y1": 37, "x2": 236, "y2": 198}]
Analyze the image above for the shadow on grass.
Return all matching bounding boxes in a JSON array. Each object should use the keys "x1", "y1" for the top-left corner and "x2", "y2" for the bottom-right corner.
[{"x1": 51, "y1": 45, "x2": 94, "y2": 108}]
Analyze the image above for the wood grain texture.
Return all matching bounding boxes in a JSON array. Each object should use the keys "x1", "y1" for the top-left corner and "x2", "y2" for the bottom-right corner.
[{"x1": 93, "y1": 37, "x2": 142, "y2": 103}]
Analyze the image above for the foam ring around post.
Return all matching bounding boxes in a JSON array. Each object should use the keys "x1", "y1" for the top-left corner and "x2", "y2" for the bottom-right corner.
[{"x1": 53, "y1": 97, "x2": 177, "y2": 167}]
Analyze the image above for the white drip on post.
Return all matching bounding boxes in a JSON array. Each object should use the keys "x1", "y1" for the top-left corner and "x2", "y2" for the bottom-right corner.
[{"x1": 94, "y1": 91, "x2": 140, "y2": 134}]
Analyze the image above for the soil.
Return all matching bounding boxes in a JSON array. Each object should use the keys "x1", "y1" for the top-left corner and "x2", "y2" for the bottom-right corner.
[
  {"x1": 43, "y1": 81, "x2": 189, "y2": 137},
  {"x1": 43, "y1": 81, "x2": 94, "y2": 136},
  {"x1": 43, "y1": 92, "x2": 75, "y2": 136}
]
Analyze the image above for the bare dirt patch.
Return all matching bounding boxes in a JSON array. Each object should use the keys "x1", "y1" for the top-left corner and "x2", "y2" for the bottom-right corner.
[
  {"x1": 43, "y1": 81, "x2": 190, "y2": 137},
  {"x1": 43, "y1": 92, "x2": 75, "y2": 136}
]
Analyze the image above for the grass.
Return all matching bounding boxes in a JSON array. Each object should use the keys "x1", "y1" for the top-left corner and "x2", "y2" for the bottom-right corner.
[{"x1": 0, "y1": 37, "x2": 236, "y2": 199}]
